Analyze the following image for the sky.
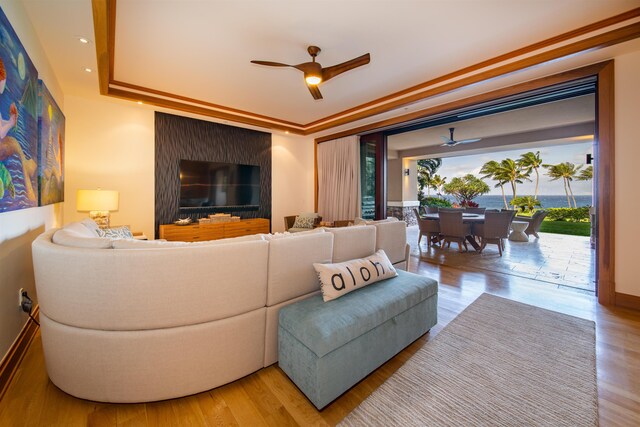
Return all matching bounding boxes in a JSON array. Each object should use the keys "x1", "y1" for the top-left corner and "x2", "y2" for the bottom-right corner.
[{"x1": 433, "y1": 141, "x2": 593, "y2": 196}]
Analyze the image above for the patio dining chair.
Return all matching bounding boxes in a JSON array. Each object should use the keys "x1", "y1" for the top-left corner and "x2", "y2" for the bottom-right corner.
[
  {"x1": 515, "y1": 210, "x2": 548, "y2": 238},
  {"x1": 414, "y1": 208, "x2": 441, "y2": 248},
  {"x1": 425, "y1": 206, "x2": 440, "y2": 214},
  {"x1": 464, "y1": 207, "x2": 486, "y2": 214},
  {"x1": 472, "y1": 210, "x2": 513, "y2": 256},
  {"x1": 438, "y1": 211, "x2": 472, "y2": 252}
]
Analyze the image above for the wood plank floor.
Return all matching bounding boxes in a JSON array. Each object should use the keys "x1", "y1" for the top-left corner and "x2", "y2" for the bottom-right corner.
[{"x1": 1, "y1": 255, "x2": 639, "y2": 426}]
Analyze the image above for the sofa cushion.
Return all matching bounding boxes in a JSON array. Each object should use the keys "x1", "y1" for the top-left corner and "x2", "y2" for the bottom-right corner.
[
  {"x1": 266, "y1": 232, "x2": 333, "y2": 306},
  {"x1": 279, "y1": 269, "x2": 438, "y2": 358},
  {"x1": 327, "y1": 225, "x2": 376, "y2": 263},
  {"x1": 63, "y1": 221, "x2": 97, "y2": 237},
  {"x1": 52, "y1": 229, "x2": 113, "y2": 249},
  {"x1": 80, "y1": 218, "x2": 101, "y2": 236},
  {"x1": 112, "y1": 233, "x2": 264, "y2": 249},
  {"x1": 372, "y1": 220, "x2": 407, "y2": 265},
  {"x1": 314, "y1": 250, "x2": 397, "y2": 302}
]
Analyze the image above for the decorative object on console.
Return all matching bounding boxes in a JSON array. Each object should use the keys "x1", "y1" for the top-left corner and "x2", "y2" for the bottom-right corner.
[
  {"x1": 96, "y1": 225, "x2": 133, "y2": 240},
  {"x1": 314, "y1": 249, "x2": 397, "y2": 302},
  {"x1": 76, "y1": 189, "x2": 119, "y2": 228},
  {"x1": 174, "y1": 217, "x2": 192, "y2": 225}
]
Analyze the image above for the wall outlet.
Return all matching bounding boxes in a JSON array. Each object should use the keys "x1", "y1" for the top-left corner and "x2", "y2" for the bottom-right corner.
[{"x1": 18, "y1": 288, "x2": 25, "y2": 307}]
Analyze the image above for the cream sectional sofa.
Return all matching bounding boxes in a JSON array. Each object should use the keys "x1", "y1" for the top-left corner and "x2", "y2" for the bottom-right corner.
[{"x1": 31, "y1": 219, "x2": 409, "y2": 403}]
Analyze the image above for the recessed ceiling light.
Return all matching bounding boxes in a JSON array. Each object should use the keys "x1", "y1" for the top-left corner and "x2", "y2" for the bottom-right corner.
[
  {"x1": 285, "y1": 131, "x2": 289, "y2": 134},
  {"x1": 137, "y1": 101, "x2": 143, "y2": 105},
  {"x1": 78, "y1": 37, "x2": 91, "y2": 44},
  {"x1": 84, "y1": 67, "x2": 92, "y2": 73}
]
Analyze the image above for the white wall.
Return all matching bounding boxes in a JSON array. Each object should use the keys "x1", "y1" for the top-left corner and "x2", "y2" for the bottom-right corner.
[
  {"x1": 0, "y1": 0, "x2": 64, "y2": 361},
  {"x1": 272, "y1": 133, "x2": 315, "y2": 232},
  {"x1": 63, "y1": 95, "x2": 155, "y2": 237},
  {"x1": 614, "y1": 50, "x2": 640, "y2": 297}
]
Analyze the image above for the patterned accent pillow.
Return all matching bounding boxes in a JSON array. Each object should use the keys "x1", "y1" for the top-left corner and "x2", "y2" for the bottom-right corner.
[
  {"x1": 97, "y1": 226, "x2": 134, "y2": 240},
  {"x1": 292, "y1": 215, "x2": 316, "y2": 229},
  {"x1": 313, "y1": 250, "x2": 397, "y2": 302}
]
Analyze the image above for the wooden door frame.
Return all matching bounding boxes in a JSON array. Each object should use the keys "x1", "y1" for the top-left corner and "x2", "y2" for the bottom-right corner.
[{"x1": 315, "y1": 60, "x2": 615, "y2": 305}]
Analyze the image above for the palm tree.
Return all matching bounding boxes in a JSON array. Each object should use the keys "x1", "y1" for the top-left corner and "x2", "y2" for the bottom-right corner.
[
  {"x1": 480, "y1": 160, "x2": 509, "y2": 209},
  {"x1": 417, "y1": 158, "x2": 442, "y2": 200},
  {"x1": 430, "y1": 174, "x2": 446, "y2": 196},
  {"x1": 544, "y1": 162, "x2": 582, "y2": 207},
  {"x1": 498, "y1": 158, "x2": 531, "y2": 201},
  {"x1": 577, "y1": 165, "x2": 593, "y2": 181},
  {"x1": 518, "y1": 151, "x2": 543, "y2": 199}
]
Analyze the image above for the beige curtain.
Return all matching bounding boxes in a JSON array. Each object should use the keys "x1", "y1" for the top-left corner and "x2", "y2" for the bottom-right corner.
[{"x1": 317, "y1": 136, "x2": 361, "y2": 222}]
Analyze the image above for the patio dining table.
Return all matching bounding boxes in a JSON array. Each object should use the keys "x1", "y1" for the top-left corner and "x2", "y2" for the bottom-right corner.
[{"x1": 422, "y1": 213, "x2": 485, "y2": 250}]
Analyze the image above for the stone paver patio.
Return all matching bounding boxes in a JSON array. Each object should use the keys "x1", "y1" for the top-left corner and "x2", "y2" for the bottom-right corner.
[{"x1": 407, "y1": 225, "x2": 595, "y2": 293}]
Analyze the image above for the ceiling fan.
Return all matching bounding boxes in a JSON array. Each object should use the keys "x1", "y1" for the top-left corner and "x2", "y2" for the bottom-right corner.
[
  {"x1": 441, "y1": 127, "x2": 482, "y2": 147},
  {"x1": 251, "y1": 46, "x2": 370, "y2": 100}
]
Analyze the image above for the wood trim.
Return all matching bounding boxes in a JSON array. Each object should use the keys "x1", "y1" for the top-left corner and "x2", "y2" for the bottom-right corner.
[
  {"x1": 107, "y1": 88, "x2": 306, "y2": 135},
  {"x1": 305, "y1": 22, "x2": 640, "y2": 134},
  {"x1": 596, "y1": 61, "x2": 615, "y2": 306},
  {"x1": 92, "y1": 2, "x2": 640, "y2": 135},
  {"x1": 305, "y1": 7, "x2": 640, "y2": 129},
  {"x1": 614, "y1": 292, "x2": 640, "y2": 311},
  {"x1": 91, "y1": 0, "x2": 110, "y2": 95},
  {"x1": 314, "y1": 141, "x2": 318, "y2": 212},
  {"x1": 111, "y1": 80, "x2": 303, "y2": 129},
  {"x1": 0, "y1": 306, "x2": 39, "y2": 401},
  {"x1": 315, "y1": 62, "x2": 609, "y2": 144}
]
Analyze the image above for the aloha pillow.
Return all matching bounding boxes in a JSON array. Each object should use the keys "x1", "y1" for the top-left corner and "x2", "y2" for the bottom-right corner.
[
  {"x1": 97, "y1": 226, "x2": 134, "y2": 240},
  {"x1": 313, "y1": 250, "x2": 397, "y2": 302},
  {"x1": 291, "y1": 215, "x2": 316, "y2": 229}
]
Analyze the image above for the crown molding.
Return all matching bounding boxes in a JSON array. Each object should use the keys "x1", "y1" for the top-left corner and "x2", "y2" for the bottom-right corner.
[{"x1": 92, "y1": 1, "x2": 640, "y2": 135}]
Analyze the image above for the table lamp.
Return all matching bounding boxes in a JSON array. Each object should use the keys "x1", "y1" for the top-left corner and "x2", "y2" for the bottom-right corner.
[{"x1": 77, "y1": 189, "x2": 119, "y2": 228}]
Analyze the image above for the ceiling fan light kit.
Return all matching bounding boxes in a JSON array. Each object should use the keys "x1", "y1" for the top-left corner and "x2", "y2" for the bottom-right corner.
[{"x1": 251, "y1": 45, "x2": 370, "y2": 100}]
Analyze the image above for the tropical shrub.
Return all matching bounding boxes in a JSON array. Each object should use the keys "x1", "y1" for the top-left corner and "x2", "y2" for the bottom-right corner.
[
  {"x1": 510, "y1": 196, "x2": 541, "y2": 213},
  {"x1": 545, "y1": 207, "x2": 591, "y2": 222},
  {"x1": 422, "y1": 197, "x2": 452, "y2": 208},
  {"x1": 443, "y1": 174, "x2": 490, "y2": 205}
]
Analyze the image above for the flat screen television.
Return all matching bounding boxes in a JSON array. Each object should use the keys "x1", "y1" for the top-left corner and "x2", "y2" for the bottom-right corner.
[{"x1": 179, "y1": 160, "x2": 260, "y2": 208}]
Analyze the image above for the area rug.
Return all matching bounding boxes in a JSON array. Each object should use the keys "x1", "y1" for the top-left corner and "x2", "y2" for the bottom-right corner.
[{"x1": 339, "y1": 293, "x2": 598, "y2": 426}]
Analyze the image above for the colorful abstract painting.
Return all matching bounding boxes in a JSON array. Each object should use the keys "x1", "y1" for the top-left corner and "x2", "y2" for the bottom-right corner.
[
  {"x1": 0, "y1": 6, "x2": 39, "y2": 213},
  {"x1": 38, "y1": 81, "x2": 64, "y2": 205}
]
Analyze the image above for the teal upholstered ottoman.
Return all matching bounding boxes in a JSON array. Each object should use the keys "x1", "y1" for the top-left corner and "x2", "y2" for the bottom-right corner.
[{"x1": 278, "y1": 269, "x2": 438, "y2": 409}]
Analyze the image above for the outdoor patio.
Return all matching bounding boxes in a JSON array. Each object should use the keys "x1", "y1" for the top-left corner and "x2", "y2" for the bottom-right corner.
[{"x1": 407, "y1": 225, "x2": 595, "y2": 293}]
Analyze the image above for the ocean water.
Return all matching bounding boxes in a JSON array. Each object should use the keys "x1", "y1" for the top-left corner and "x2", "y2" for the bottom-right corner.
[{"x1": 440, "y1": 195, "x2": 593, "y2": 210}]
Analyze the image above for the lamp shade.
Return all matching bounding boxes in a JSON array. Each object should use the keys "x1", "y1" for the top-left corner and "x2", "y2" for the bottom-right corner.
[{"x1": 76, "y1": 189, "x2": 119, "y2": 212}]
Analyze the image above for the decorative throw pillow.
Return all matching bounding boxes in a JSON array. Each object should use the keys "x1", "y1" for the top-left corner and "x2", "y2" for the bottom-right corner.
[
  {"x1": 314, "y1": 250, "x2": 397, "y2": 302},
  {"x1": 292, "y1": 215, "x2": 316, "y2": 229},
  {"x1": 97, "y1": 226, "x2": 134, "y2": 240}
]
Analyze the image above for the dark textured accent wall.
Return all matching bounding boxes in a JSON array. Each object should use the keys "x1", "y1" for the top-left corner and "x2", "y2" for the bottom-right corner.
[{"x1": 155, "y1": 112, "x2": 271, "y2": 237}]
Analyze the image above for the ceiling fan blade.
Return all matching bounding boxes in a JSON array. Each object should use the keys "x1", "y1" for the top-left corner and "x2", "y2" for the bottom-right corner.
[
  {"x1": 456, "y1": 138, "x2": 482, "y2": 144},
  {"x1": 251, "y1": 60, "x2": 294, "y2": 67},
  {"x1": 441, "y1": 142, "x2": 458, "y2": 147},
  {"x1": 307, "y1": 84, "x2": 323, "y2": 100},
  {"x1": 321, "y1": 53, "x2": 370, "y2": 81}
]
